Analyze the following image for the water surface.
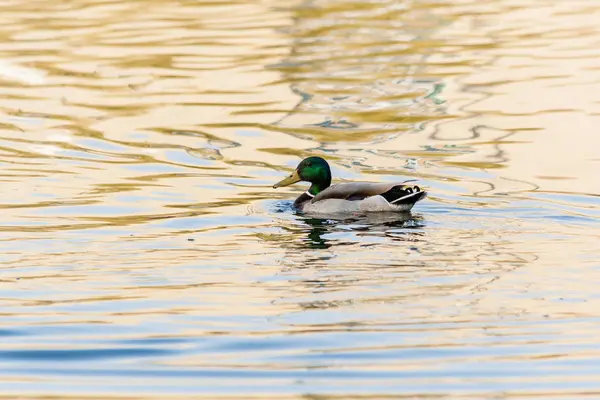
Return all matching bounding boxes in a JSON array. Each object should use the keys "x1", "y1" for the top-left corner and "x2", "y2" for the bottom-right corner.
[{"x1": 0, "y1": 0, "x2": 599, "y2": 398}]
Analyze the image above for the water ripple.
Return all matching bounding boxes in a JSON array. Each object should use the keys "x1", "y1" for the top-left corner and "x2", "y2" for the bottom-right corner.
[{"x1": 0, "y1": 0, "x2": 598, "y2": 398}]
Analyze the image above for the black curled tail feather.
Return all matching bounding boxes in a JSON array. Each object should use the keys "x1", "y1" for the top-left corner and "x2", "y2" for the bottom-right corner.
[{"x1": 381, "y1": 184, "x2": 426, "y2": 204}]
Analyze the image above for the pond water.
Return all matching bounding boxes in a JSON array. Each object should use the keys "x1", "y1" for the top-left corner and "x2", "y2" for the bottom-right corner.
[{"x1": 0, "y1": 0, "x2": 599, "y2": 398}]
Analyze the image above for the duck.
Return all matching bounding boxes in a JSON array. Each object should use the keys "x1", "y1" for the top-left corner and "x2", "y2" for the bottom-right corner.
[{"x1": 273, "y1": 156, "x2": 427, "y2": 213}]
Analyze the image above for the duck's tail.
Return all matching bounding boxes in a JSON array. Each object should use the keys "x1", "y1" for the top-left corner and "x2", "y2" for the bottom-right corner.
[{"x1": 381, "y1": 184, "x2": 427, "y2": 205}]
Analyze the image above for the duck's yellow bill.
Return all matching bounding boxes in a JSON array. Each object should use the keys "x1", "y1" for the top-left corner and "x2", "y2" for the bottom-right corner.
[{"x1": 273, "y1": 170, "x2": 301, "y2": 188}]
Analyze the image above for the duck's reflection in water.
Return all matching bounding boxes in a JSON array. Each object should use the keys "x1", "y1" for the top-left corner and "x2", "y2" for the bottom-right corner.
[
  {"x1": 301, "y1": 217, "x2": 332, "y2": 249},
  {"x1": 299, "y1": 211, "x2": 425, "y2": 250}
]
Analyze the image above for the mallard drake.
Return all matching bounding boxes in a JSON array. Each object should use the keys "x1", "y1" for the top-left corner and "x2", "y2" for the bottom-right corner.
[{"x1": 273, "y1": 156, "x2": 427, "y2": 213}]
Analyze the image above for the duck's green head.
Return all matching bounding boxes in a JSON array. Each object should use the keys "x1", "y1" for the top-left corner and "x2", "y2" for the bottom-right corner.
[{"x1": 273, "y1": 156, "x2": 332, "y2": 195}]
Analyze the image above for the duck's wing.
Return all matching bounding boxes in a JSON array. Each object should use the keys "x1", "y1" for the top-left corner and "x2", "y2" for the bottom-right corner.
[{"x1": 312, "y1": 181, "x2": 419, "y2": 203}]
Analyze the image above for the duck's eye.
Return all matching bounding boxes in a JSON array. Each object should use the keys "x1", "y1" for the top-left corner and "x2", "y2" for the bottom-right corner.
[{"x1": 305, "y1": 162, "x2": 311, "y2": 167}]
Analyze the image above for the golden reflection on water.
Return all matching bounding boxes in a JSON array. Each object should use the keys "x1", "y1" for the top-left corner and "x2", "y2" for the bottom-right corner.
[{"x1": 0, "y1": 0, "x2": 599, "y2": 398}]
